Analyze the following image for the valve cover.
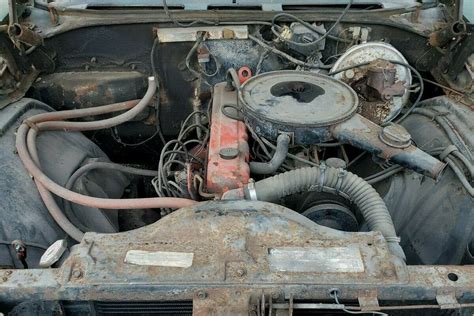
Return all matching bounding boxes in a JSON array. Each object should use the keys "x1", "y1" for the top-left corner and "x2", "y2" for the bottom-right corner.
[{"x1": 206, "y1": 82, "x2": 250, "y2": 194}]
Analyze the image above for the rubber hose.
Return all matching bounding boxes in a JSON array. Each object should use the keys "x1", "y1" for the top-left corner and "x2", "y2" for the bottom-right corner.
[
  {"x1": 226, "y1": 68, "x2": 241, "y2": 90},
  {"x1": 63, "y1": 162, "x2": 158, "y2": 233},
  {"x1": 411, "y1": 108, "x2": 472, "y2": 160},
  {"x1": 17, "y1": 77, "x2": 197, "y2": 211},
  {"x1": 29, "y1": 77, "x2": 157, "y2": 131},
  {"x1": 26, "y1": 129, "x2": 85, "y2": 242},
  {"x1": 452, "y1": 150, "x2": 474, "y2": 179},
  {"x1": 250, "y1": 134, "x2": 290, "y2": 175},
  {"x1": 446, "y1": 157, "x2": 474, "y2": 197},
  {"x1": 246, "y1": 166, "x2": 406, "y2": 260},
  {"x1": 26, "y1": 99, "x2": 140, "y2": 124},
  {"x1": 20, "y1": 125, "x2": 196, "y2": 211},
  {"x1": 21, "y1": 101, "x2": 141, "y2": 242}
]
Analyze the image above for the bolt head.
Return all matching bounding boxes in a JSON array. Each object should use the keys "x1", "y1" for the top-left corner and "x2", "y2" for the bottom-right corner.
[
  {"x1": 345, "y1": 69, "x2": 355, "y2": 79},
  {"x1": 236, "y1": 267, "x2": 247, "y2": 277},
  {"x1": 383, "y1": 268, "x2": 395, "y2": 277},
  {"x1": 197, "y1": 291, "x2": 207, "y2": 300},
  {"x1": 72, "y1": 270, "x2": 82, "y2": 278}
]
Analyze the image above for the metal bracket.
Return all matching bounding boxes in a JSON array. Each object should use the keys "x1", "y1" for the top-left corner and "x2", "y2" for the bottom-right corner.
[
  {"x1": 154, "y1": 25, "x2": 248, "y2": 43},
  {"x1": 358, "y1": 294, "x2": 380, "y2": 311},
  {"x1": 436, "y1": 293, "x2": 461, "y2": 309},
  {"x1": 349, "y1": 26, "x2": 371, "y2": 44}
]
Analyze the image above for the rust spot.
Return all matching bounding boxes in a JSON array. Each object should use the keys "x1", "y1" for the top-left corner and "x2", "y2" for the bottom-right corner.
[{"x1": 222, "y1": 29, "x2": 235, "y2": 39}]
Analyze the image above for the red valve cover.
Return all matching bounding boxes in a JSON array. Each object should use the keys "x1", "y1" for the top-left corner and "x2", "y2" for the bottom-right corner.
[{"x1": 206, "y1": 82, "x2": 250, "y2": 194}]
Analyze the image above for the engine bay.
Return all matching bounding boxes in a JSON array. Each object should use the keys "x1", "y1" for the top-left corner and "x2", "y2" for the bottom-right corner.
[{"x1": 0, "y1": 0, "x2": 473, "y2": 314}]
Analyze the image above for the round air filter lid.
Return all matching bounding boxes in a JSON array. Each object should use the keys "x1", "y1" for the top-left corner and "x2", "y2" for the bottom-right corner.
[{"x1": 240, "y1": 71, "x2": 358, "y2": 127}]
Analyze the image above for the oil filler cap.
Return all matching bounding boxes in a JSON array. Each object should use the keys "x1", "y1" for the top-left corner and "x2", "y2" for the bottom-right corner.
[
  {"x1": 219, "y1": 147, "x2": 239, "y2": 160},
  {"x1": 380, "y1": 123, "x2": 411, "y2": 148}
]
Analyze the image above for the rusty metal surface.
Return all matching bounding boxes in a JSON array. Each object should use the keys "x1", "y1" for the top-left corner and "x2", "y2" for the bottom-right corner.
[
  {"x1": 0, "y1": 201, "x2": 473, "y2": 311},
  {"x1": 29, "y1": 71, "x2": 148, "y2": 110},
  {"x1": 389, "y1": 6, "x2": 447, "y2": 34},
  {"x1": 331, "y1": 43, "x2": 412, "y2": 123},
  {"x1": 155, "y1": 25, "x2": 248, "y2": 43},
  {"x1": 33, "y1": 5, "x2": 422, "y2": 39},
  {"x1": 7, "y1": 23, "x2": 44, "y2": 47},
  {"x1": 366, "y1": 60, "x2": 406, "y2": 101},
  {"x1": 331, "y1": 114, "x2": 446, "y2": 179},
  {"x1": 238, "y1": 69, "x2": 444, "y2": 179},
  {"x1": 241, "y1": 70, "x2": 358, "y2": 127},
  {"x1": 206, "y1": 83, "x2": 249, "y2": 194},
  {"x1": 428, "y1": 21, "x2": 467, "y2": 48},
  {"x1": 0, "y1": 69, "x2": 40, "y2": 109},
  {"x1": 0, "y1": 43, "x2": 21, "y2": 95},
  {"x1": 0, "y1": 36, "x2": 40, "y2": 109},
  {"x1": 338, "y1": 60, "x2": 406, "y2": 124},
  {"x1": 240, "y1": 70, "x2": 359, "y2": 145},
  {"x1": 48, "y1": 0, "x2": 423, "y2": 11}
]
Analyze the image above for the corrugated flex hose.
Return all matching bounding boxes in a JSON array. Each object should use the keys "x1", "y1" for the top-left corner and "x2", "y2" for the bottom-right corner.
[{"x1": 246, "y1": 164, "x2": 406, "y2": 260}]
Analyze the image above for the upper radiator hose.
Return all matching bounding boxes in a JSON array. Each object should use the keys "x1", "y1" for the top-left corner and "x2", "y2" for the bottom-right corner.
[
  {"x1": 242, "y1": 165, "x2": 405, "y2": 260},
  {"x1": 250, "y1": 134, "x2": 290, "y2": 175}
]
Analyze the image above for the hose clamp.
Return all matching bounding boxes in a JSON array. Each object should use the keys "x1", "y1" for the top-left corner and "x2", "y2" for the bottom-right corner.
[
  {"x1": 385, "y1": 236, "x2": 401, "y2": 243},
  {"x1": 335, "y1": 168, "x2": 347, "y2": 194},
  {"x1": 318, "y1": 161, "x2": 327, "y2": 192},
  {"x1": 247, "y1": 180, "x2": 258, "y2": 201}
]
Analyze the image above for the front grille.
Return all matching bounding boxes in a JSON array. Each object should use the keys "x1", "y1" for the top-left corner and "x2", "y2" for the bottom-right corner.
[
  {"x1": 95, "y1": 301, "x2": 193, "y2": 315},
  {"x1": 62, "y1": 300, "x2": 193, "y2": 315}
]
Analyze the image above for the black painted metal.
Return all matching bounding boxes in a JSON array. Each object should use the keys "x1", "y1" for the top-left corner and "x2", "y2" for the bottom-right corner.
[{"x1": 240, "y1": 71, "x2": 358, "y2": 144}]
